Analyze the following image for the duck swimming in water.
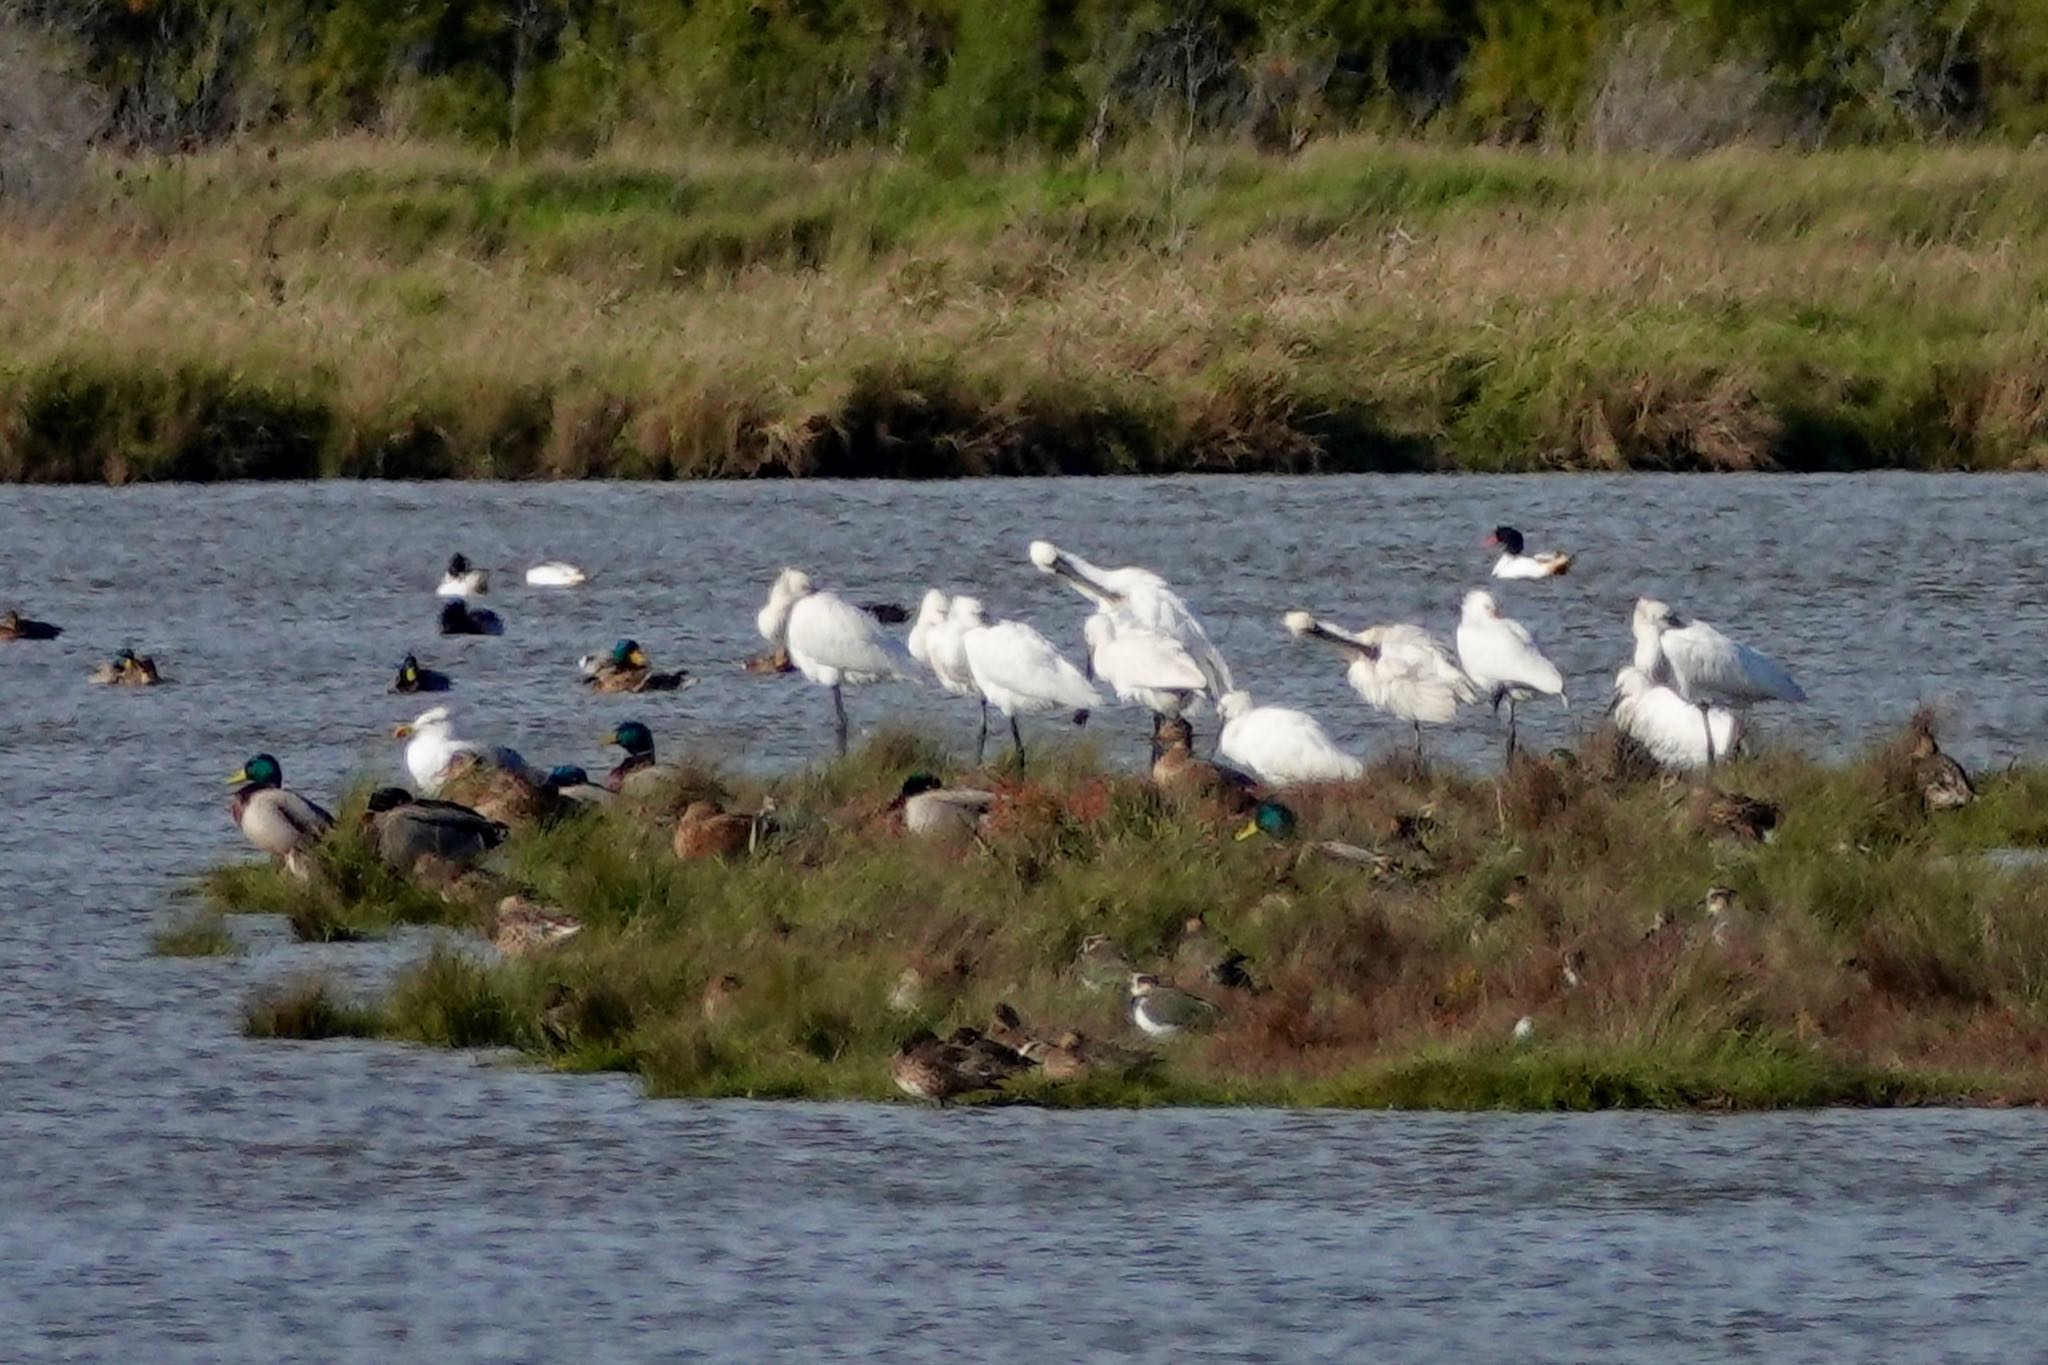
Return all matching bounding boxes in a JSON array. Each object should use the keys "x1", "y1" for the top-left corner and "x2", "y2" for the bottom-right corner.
[
  {"x1": 525, "y1": 560, "x2": 587, "y2": 587},
  {"x1": 439, "y1": 599, "x2": 503, "y2": 636},
  {"x1": 228, "y1": 754, "x2": 334, "y2": 879},
  {"x1": 0, "y1": 609, "x2": 61, "y2": 641},
  {"x1": 392, "y1": 654, "x2": 451, "y2": 693},
  {"x1": 580, "y1": 639, "x2": 693, "y2": 693},
  {"x1": 437, "y1": 553, "x2": 489, "y2": 598},
  {"x1": 91, "y1": 649, "x2": 163, "y2": 686},
  {"x1": 1485, "y1": 526, "x2": 1574, "y2": 579}
]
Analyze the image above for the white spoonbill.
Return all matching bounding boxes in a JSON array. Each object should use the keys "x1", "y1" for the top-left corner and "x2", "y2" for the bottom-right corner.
[
  {"x1": 1611, "y1": 666, "x2": 1744, "y2": 773},
  {"x1": 961, "y1": 612, "x2": 1100, "y2": 768},
  {"x1": 926, "y1": 596, "x2": 995, "y2": 756},
  {"x1": 1456, "y1": 590, "x2": 1566, "y2": 763},
  {"x1": 907, "y1": 589, "x2": 950, "y2": 671},
  {"x1": 392, "y1": 705, "x2": 535, "y2": 796},
  {"x1": 1028, "y1": 541, "x2": 1233, "y2": 698},
  {"x1": 757, "y1": 568, "x2": 914, "y2": 755},
  {"x1": 526, "y1": 560, "x2": 587, "y2": 587},
  {"x1": 1083, "y1": 610, "x2": 1210, "y2": 758},
  {"x1": 437, "y1": 553, "x2": 489, "y2": 598},
  {"x1": 1632, "y1": 598, "x2": 1804, "y2": 767},
  {"x1": 1216, "y1": 690, "x2": 1364, "y2": 788},
  {"x1": 1284, "y1": 610, "x2": 1478, "y2": 764},
  {"x1": 1485, "y1": 526, "x2": 1574, "y2": 579}
]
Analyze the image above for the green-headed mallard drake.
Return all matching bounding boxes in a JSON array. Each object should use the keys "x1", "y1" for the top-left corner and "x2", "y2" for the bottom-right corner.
[
  {"x1": 1128, "y1": 973, "x2": 1220, "y2": 1038},
  {"x1": 580, "y1": 638, "x2": 692, "y2": 693},
  {"x1": 1, "y1": 609, "x2": 61, "y2": 641},
  {"x1": 490, "y1": 895, "x2": 582, "y2": 956},
  {"x1": 603, "y1": 720, "x2": 676, "y2": 794},
  {"x1": 674, "y1": 800, "x2": 761, "y2": 860},
  {"x1": 540, "y1": 764, "x2": 613, "y2": 809},
  {"x1": 92, "y1": 649, "x2": 163, "y2": 686},
  {"x1": 890, "y1": 773, "x2": 995, "y2": 841},
  {"x1": 228, "y1": 754, "x2": 334, "y2": 879},
  {"x1": 889, "y1": 1026, "x2": 1029, "y2": 1106},
  {"x1": 1234, "y1": 798, "x2": 1298, "y2": 842},
  {"x1": 438, "y1": 598, "x2": 503, "y2": 636},
  {"x1": 363, "y1": 786, "x2": 507, "y2": 876},
  {"x1": 392, "y1": 653, "x2": 451, "y2": 694}
]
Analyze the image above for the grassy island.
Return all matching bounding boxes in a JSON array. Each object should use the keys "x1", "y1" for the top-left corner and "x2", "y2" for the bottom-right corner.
[
  {"x1": 5, "y1": 138, "x2": 2048, "y2": 482},
  {"x1": 200, "y1": 722, "x2": 2048, "y2": 1111}
]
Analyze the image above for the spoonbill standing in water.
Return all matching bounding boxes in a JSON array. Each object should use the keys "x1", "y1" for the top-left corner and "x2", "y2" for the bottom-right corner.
[
  {"x1": 961, "y1": 609, "x2": 1100, "y2": 768},
  {"x1": 1632, "y1": 598, "x2": 1804, "y2": 767},
  {"x1": 1215, "y1": 690, "x2": 1364, "y2": 788},
  {"x1": 757, "y1": 568, "x2": 914, "y2": 755},
  {"x1": 1083, "y1": 610, "x2": 1210, "y2": 757},
  {"x1": 1610, "y1": 665, "x2": 1743, "y2": 772},
  {"x1": 1028, "y1": 541, "x2": 1233, "y2": 700},
  {"x1": 1455, "y1": 590, "x2": 1566, "y2": 763},
  {"x1": 1284, "y1": 610, "x2": 1477, "y2": 765}
]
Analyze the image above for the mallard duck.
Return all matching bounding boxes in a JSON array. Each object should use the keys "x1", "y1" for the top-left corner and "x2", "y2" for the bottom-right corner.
[
  {"x1": 91, "y1": 648, "x2": 164, "y2": 686},
  {"x1": 438, "y1": 599, "x2": 503, "y2": 636},
  {"x1": 890, "y1": 773, "x2": 996, "y2": 841},
  {"x1": 889, "y1": 1027, "x2": 1029, "y2": 1105},
  {"x1": 436, "y1": 752, "x2": 557, "y2": 831},
  {"x1": 228, "y1": 754, "x2": 334, "y2": 879},
  {"x1": 603, "y1": 720, "x2": 677, "y2": 795},
  {"x1": 581, "y1": 638, "x2": 693, "y2": 693},
  {"x1": 1907, "y1": 710, "x2": 1975, "y2": 812},
  {"x1": 491, "y1": 896, "x2": 583, "y2": 957},
  {"x1": 674, "y1": 801, "x2": 761, "y2": 860},
  {"x1": 526, "y1": 560, "x2": 587, "y2": 587},
  {"x1": 1486, "y1": 525, "x2": 1574, "y2": 579},
  {"x1": 1128, "y1": 973, "x2": 1220, "y2": 1038},
  {"x1": 0, "y1": 609, "x2": 61, "y2": 641},
  {"x1": 363, "y1": 787, "x2": 508, "y2": 876},
  {"x1": 392, "y1": 653, "x2": 451, "y2": 693},
  {"x1": 1234, "y1": 798, "x2": 1298, "y2": 842},
  {"x1": 1152, "y1": 715, "x2": 1256, "y2": 813},
  {"x1": 743, "y1": 645, "x2": 793, "y2": 675},
  {"x1": 437, "y1": 553, "x2": 489, "y2": 598},
  {"x1": 540, "y1": 764, "x2": 613, "y2": 809}
]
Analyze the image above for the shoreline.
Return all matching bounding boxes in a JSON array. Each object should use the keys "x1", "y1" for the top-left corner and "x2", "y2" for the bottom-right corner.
[{"x1": 194, "y1": 727, "x2": 2048, "y2": 1112}]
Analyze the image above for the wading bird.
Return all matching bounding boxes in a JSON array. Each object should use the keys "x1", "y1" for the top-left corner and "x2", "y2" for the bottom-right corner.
[
  {"x1": 907, "y1": 589, "x2": 950, "y2": 672},
  {"x1": 1456, "y1": 590, "x2": 1565, "y2": 763},
  {"x1": 757, "y1": 568, "x2": 913, "y2": 755},
  {"x1": 961, "y1": 610, "x2": 1099, "y2": 767},
  {"x1": 1632, "y1": 598, "x2": 1804, "y2": 768},
  {"x1": 1216, "y1": 689, "x2": 1364, "y2": 788},
  {"x1": 1610, "y1": 666, "x2": 1742, "y2": 773},
  {"x1": 1028, "y1": 540, "x2": 1232, "y2": 699},
  {"x1": 1083, "y1": 610, "x2": 1209, "y2": 758},
  {"x1": 1284, "y1": 610, "x2": 1477, "y2": 766},
  {"x1": 525, "y1": 560, "x2": 586, "y2": 587}
]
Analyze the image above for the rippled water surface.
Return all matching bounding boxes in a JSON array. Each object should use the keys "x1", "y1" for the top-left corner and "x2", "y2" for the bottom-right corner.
[{"x1": 4, "y1": 475, "x2": 2047, "y2": 1361}]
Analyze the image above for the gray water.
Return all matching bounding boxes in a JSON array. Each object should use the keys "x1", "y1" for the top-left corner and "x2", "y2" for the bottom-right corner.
[{"x1": 4, "y1": 474, "x2": 2047, "y2": 1361}]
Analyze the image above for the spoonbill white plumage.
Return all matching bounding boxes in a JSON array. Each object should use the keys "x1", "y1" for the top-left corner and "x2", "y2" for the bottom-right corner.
[
  {"x1": 437, "y1": 553, "x2": 489, "y2": 598},
  {"x1": 757, "y1": 568, "x2": 914, "y2": 755},
  {"x1": 926, "y1": 596, "x2": 996, "y2": 756},
  {"x1": 1455, "y1": 589, "x2": 1566, "y2": 763},
  {"x1": 1632, "y1": 598, "x2": 1804, "y2": 767},
  {"x1": 961, "y1": 613, "x2": 1100, "y2": 767},
  {"x1": 1028, "y1": 541, "x2": 1233, "y2": 699},
  {"x1": 1611, "y1": 666, "x2": 1743, "y2": 772},
  {"x1": 907, "y1": 589, "x2": 950, "y2": 670},
  {"x1": 1284, "y1": 610, "x2": 1478, "y2": 764},
  {"x1": 1485, "y1": 526, "x2": 1574, "y2": 579},
  {"x1": 1215, "y1": 690, "x2": 1364, "y2": 788}
]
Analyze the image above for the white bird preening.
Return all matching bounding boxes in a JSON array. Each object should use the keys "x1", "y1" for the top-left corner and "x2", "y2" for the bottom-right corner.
[
  {"x1": 1455, "y1": 589, "x2": 1566, "y2": 764},
  {"x1": 1028, "y1": 540, "x2": 1233, "y2": 700},
  {"x1": 907, "y1": 589, "x2": 950, "y2": 670},
  {"x1": 1632, "y1": 598, "x2": 1805, "y2": 768},
  {"x1": 961, "y1": 611, "x2": 1100, "y2": 768},
  {"x1": 1485, "y1": 526, "x2": 1574, "y2": 580},
  {"x1": 1611, "y1": 665, "x2": 1743, "y2": 773},
  {"x1": 525, "y1": 561, "x2": 587, "y2": 587},
  {"x1": 1083, "y1": 610, "x2": 1209, "y2": 756},
  {"x1": 437, "y1": 553, "x2": 488, "y2": 598},
  {"x1": 1284, "y1": 610, "x2": 1478, "y2": 766},
  {"x1": 1216, "y1": 689, "x2": 1364, "y2": 788},
  {"x1": 757, "y1": 568, "x2": 914, "y2": 755}
]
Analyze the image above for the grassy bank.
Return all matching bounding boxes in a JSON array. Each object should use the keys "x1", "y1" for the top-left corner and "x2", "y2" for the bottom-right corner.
[
  {"x1": 202, "y1": 726, "x2": 2048, "y2": 1110},
  {"x1": 5, "y1": 137, "x2": 2048, "y2": 482}
]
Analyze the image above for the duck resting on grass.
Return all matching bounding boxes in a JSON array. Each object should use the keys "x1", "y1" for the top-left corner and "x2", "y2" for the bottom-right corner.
[
  {"x1": 890, "y1": 773, "x2": 996, "y2": 842},
  {"x1": 889, "y1": 1027, "x2": 1032, "y2": 1106},
  {"x1": 228, "y1": 754, "x2": 334, "y2": 880},
  {"x1": 540, "y1": 764, "x2": 613, "y2": 809},
  {"x1": 0, "y1": 609, "x2": 61, "y2": 641},
  {"x1": 363, "y1": 787, "x2": 508, "y2": 877},
  {"x1": 674, "y1": 801, "x2": 763, "y2": 860},
  {"x1": 603, "y1": 720, "x2": 679, "y2": 795},
  {"x1": 491, "y1": 896, "x2": 583, "y2": 957}
]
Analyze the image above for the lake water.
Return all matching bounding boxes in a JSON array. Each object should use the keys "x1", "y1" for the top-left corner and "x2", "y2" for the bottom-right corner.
[{"x1": 3, "y1": 474, "x2": 2046, "y2": 1360}]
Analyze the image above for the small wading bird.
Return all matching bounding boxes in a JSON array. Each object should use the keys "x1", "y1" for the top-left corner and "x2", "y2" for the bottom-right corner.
[
  {"x1": 1632, "y1": 598, "x2": 1804, "y2": 768},
  {"x1": 1028, "y1": 540, "x2": 1233, "y2": 700},
  {"x1": 437, "y1": 553, "x2": 488, "y2": 598},
  {"x1": 757, "y1": 568, "x2": 913, "y2": 755},
  {"x1": 960, "y1": 608, "x2": 1099, "y2": 768},
  {"x1": 1216, "y1": 689, "x2": 1364, "y2": 788},
  {"x1": 0, "y1": 609, "x2": 61, "y2": 641},
  {"x1": 1128, "y1": 974, "x2": 1220, "y2": 1038},
  {"x1": 1456, "y1": 590, "x2": 1565, "y2": 763},
  {"x1": 1284, "y1": 610, "x2": 1477, "y2": 766},
  {"x1": 1486, "y1": 526, "x2": 1574, "y2": 579},
  {"x1": 228, "y1": 754, "x2": 334, "y2": 879}
]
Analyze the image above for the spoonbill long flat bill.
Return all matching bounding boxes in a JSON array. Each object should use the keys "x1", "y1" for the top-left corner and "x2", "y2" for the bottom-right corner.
[
  {"x1": 1611, "y1": 666, "x2": 1743, "y2": 772},
  {"x1": 758, "y1": 568, "x2": 914, "y2": 755},
  {"x1": 1632, "y1": 598, "x2": 1805, "y2": 767},
  {"x1": 1455, "y1": 590, "x2": 1566, "y2": 764},
  {"x1": 962, "y1": 614, "x2": 1100, "y2": 768},
  {"x1": 1027, "y1": 540, "x2": 1233, "y2": 698},
  {"x1": 1215, "y1": 690, "x2": 1364, "y2": 788},
  {"x1": 1284, "y1": 610, "x2": 1477, "y2": 765}
]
